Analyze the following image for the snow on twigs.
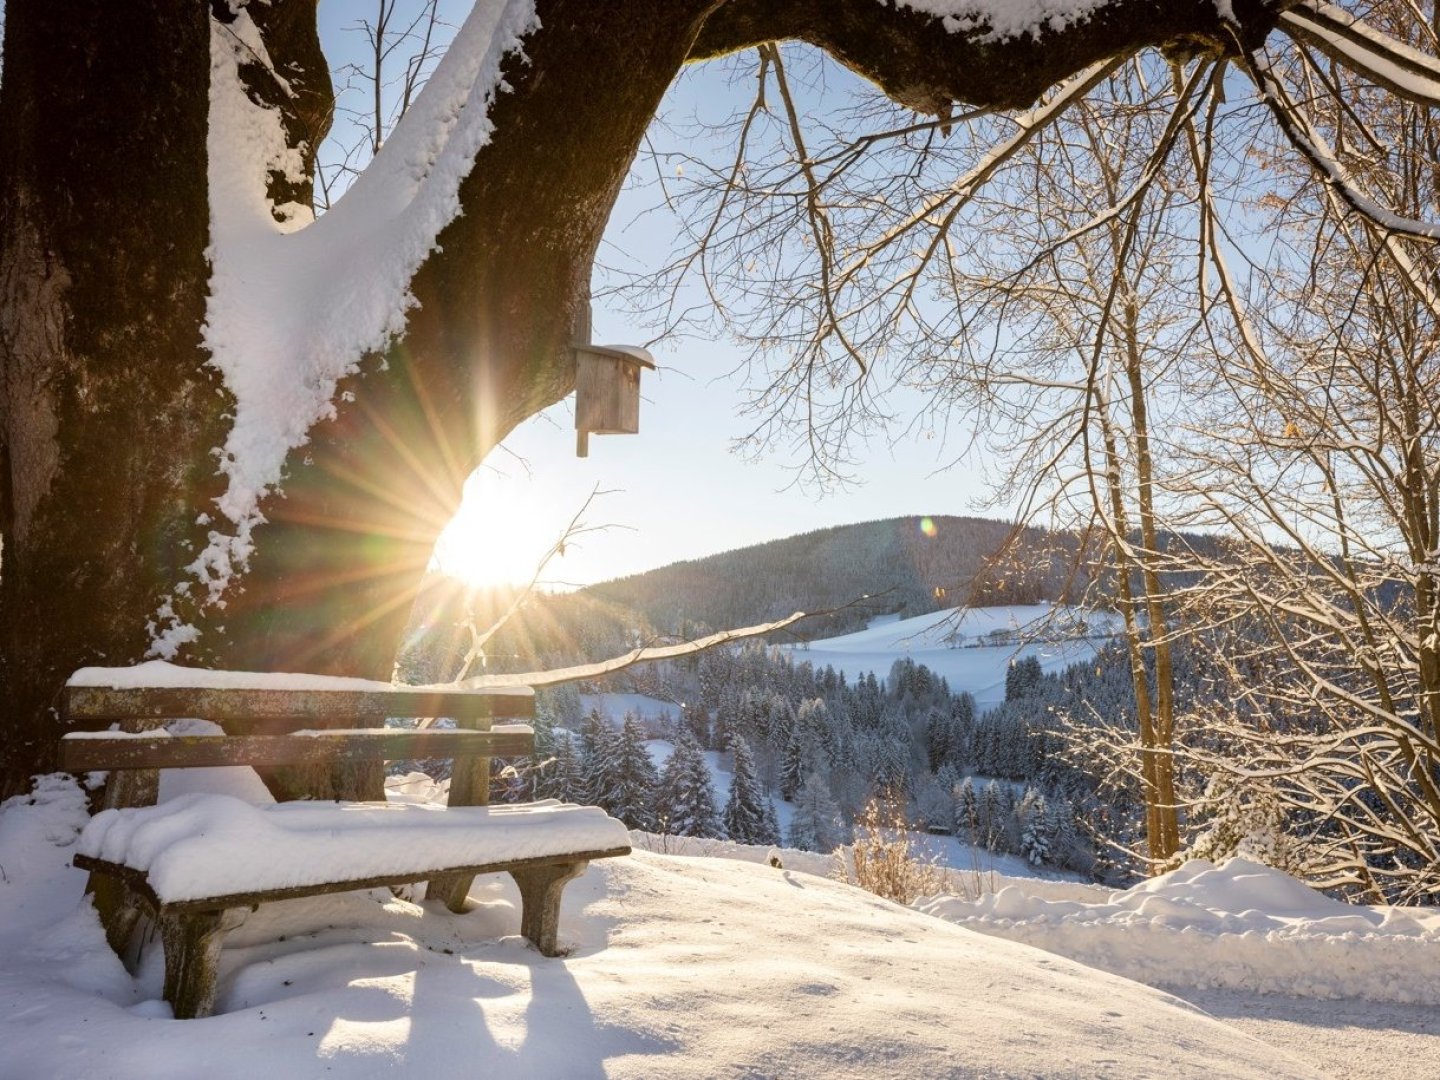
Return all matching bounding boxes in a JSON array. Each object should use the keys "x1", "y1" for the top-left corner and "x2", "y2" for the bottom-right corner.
[{"x1": 149, "y1": 0, "x2": 539, "y2": 656}]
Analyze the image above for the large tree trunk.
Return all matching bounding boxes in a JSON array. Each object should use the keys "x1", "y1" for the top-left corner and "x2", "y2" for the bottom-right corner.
[
  {"x1": 0, "y1": 0, "x2": 720, "y2": 798},
  {"x1": 205, "y1": 0, "x2": 719, "y2": 681},
  {"x1": 0, "y1": 1, "x2": 226, "y2": 796}
]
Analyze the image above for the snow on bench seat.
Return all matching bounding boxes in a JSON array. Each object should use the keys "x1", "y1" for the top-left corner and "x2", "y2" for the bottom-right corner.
[{"x1": 77, "y1": 793, "x2": 631, "y2": 906}]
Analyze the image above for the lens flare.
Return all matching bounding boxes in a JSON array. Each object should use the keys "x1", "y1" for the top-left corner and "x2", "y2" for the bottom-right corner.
[{"x1": 920, "y1": 517, "x2": 937, "y2": 538}]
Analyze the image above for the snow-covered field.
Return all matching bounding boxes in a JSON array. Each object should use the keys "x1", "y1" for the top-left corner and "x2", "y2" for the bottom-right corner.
[
  {"x1": 11, "y1": 611, "x2": 1438, "y2": 1078},
  {"x1": 782, "y1": 604, "x2": 1116, "y2": 708},
  {"x1": 4, "y1": 772, "x2": 1438, "y2": 1078},
  {"x1": 920, "y1": 859, "x2": 1440, "y2": 1005},
  {"x1": 578, "y1": 692, "x2": 679, "y2": 727}
]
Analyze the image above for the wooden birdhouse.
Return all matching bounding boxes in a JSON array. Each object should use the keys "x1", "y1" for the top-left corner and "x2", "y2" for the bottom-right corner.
[{"x1": 572, "y1": 303, "x2": 655, "y2": 457}]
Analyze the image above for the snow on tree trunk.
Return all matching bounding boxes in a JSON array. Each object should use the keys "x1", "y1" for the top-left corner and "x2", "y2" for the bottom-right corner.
[{"x1": 0, "y1": 0, "x2": 716, "y2": 795}]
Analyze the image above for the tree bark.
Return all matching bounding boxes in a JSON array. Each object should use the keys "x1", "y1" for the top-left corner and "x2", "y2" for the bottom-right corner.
[{"x1": 0, "y1": 1, "x2": 224, "y2": 796}]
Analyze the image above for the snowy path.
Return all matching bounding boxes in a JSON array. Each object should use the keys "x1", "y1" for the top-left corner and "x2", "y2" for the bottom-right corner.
[{"x1": 1169, "y1": 988, "x2": 1440, "y2": 1080}]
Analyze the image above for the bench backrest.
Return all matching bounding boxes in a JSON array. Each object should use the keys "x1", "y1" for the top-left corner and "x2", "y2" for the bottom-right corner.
[{"x1": 59, "y1": 682, "x2": 536, "y2": 810}]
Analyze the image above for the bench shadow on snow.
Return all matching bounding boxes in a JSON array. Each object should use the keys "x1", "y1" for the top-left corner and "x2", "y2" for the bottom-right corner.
[{"x1": 194, "y1": 875, "x2": 673, "y2": 1074}]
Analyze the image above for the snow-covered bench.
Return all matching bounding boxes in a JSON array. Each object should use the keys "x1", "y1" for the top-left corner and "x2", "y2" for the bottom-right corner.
[{"x1": 59, "y1": 671, "x2": 632, "y2": 1019}]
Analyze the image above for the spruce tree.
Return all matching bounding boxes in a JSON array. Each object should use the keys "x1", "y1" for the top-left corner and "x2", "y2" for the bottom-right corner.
[
  {"x1": 602, "y1": 715, "x2": 660, "y2": 831},
  {"x1": 1019, "y1": 789, "x2": 1051, "y2": 867},
  {"x1": 925, "y1": 706, "x2": 952, "y2": 772},
  {"x1": 954, "y1": 775, "x2": 979, "y2": 838},
  {"x1": 780, "y1": 731, "x2": 807, "y2": 802},
  {"x1": 1005, "y1": 655, "x2": 1045, "y2": 702},
  {"x1": 576, "y1": 710, "x2": 617, "y2": 807},
  {"x1": 950, "y1": 692, "x2": 976, "y2": 764},
  {"x1": 723, "y1": 735, "x2": 769, "y2": 844},
  {"x1": 657, "y1": 731, "x2": 723, "y2": 838},
  {"x1": 787, "y1": 772, "x2": 848, "y2": 853}
]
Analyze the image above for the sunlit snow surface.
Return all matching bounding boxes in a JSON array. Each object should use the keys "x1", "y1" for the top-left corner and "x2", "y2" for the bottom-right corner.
[
  {"x1": 921, "y1": 858, "x2": 1440, "y2": 1005},
  {"x1": 1, "y1": 773, "x2": 1330, "y2": 1079},
  {"x1": 781, "y1": 604, "x2": 1117, "y2": 709}
]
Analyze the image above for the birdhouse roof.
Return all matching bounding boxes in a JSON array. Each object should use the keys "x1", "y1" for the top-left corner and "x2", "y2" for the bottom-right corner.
[{"x1": 574, "y1": 343, "x2": 656, "y2": 369}]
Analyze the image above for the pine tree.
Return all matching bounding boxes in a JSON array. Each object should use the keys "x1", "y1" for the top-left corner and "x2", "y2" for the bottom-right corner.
[
  {"x1": 600, "y1": 715, "x2": 659, "y2": 831},
  {"x1": 657, "y1": 731, "x2": 723, "y2": 838},
  {"x1": 954, "y1": 775, "x2": 979, "y2": 838},
  {"x1": 576, "y1": 710, "x2": 617, "y2": 807},
  {"x1": 578, "y1": 708, "x2": 612, "y2": 762},
  {"x1": 981, "y1": 780, "x2": 1011, "y2": 853},
  {"x1": 925, "y1": 706, "x2": 952, "y2": 771},
  {"x1": 780, "y1": 731, "x2": 807, "y2": 802},
  {"x1": 676, "y1": 702, "x2": 709, "y2": 748},
  {"x1": 1018, "y1": 788, "x2": 1051, "y2": 867},
  {"x1": 1045, "y1": 795, "x2": 1082, "y2": 871},
  {"x1": 787, "y1": 772, "x2": 848, "y2": 853},
  {"x1": 723, "y1": 735, "x2": 769, "y2": 844},
  {"x1": 535, "y1": 733, "x2": 583, "y2": 803},
  {"x1": 1005, "y1": 655, "x2": 1044, "y2": 702},
  {"x1": 761, "y1": 796, "x2": 783, "y2": 847},
  {"x1": 950, "y1": 692, "x2": 976, "y2": 764}
]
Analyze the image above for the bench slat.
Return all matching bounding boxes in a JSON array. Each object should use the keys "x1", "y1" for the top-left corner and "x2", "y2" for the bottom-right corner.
[
  {"x1": 62, "y1": 685, "x2": 533, "y2": 725},
  {"x1": 60, "y1": 727, "x2": 535, "y2": 772}
]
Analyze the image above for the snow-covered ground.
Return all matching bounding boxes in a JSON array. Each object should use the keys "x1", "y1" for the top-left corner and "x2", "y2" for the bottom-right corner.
[
  {"x1": 5, "y1": 772, "x2": 1438, "y2": 1078},
  {"x1": 782, "y1": 604, "x2": 1117, "y2": 708}
]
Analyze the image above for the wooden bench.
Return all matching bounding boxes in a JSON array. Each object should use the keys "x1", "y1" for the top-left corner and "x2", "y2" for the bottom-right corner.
[{"x1": 60, "y1": 675, "x2": 631, "y2": 1019}]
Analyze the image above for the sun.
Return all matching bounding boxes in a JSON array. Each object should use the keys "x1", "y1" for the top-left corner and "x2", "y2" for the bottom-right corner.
[{"x1": 432, "y1": 466, "x2": 574, "y2": 589}]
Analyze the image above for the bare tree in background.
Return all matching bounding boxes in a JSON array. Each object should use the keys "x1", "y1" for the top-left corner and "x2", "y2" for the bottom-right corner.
[
  {"x1": 316, "y1": 0, "x2": 450, "y2": 209},
  {"x1": 608, "y1": 3, "x2": 1440, "y2": 893}
]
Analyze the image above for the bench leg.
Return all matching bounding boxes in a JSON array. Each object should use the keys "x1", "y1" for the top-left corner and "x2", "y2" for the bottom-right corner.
[
  {"x1": 510, "y1": 862, "x2": 587, "y2": 956},
  {"x1": 426, "y1": 872, "x2": 476, "y2": 914},
  {"x1": 159, "y1": 909, "x2": 234, "y2": 1019},
  {"x1": 88, "y1": 872, "x2": 150, "y2": 970}
]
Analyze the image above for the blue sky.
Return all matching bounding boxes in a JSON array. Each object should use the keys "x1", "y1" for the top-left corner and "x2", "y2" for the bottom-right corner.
[{"x1": 318, "y1": 2, "x2": 998, "y2": 587}]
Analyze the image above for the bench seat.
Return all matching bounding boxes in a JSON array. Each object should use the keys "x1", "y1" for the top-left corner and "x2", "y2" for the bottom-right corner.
[
  {"x1": 75, "y1": 794, "x2": 631, "y2": 907},
  {"x1": 73, "y1": 794, "x2": 630, "y2": 1019}
]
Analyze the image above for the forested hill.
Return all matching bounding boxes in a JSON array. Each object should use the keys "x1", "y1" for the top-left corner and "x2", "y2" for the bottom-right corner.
[
  {"x1": 404, "y1": 515, "x2": 1083, "y2": 679},
  {"x1": 406, "y1": 515, "x2": 1237, "y2": 678},
  {"x1": 579, "y1": 515, "x2": 1080, "y2": 639}
]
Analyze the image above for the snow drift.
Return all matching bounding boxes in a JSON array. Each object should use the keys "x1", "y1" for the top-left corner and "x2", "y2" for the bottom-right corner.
[{"x1": 920, "y1": 858, "x2": 1440, "y2": 1005}]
